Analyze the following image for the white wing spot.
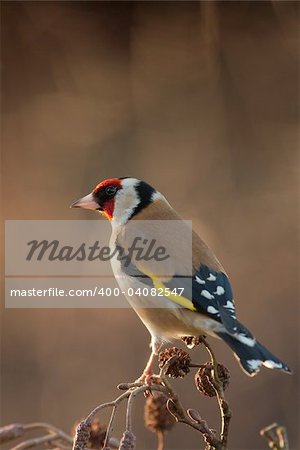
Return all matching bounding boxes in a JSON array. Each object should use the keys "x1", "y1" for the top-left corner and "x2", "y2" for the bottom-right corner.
[
  {"x1": 224, "y1": 300, "x2": 235, "y2": 310},
  {"x1": 195, "y1": 275, "x2": 205, "y2": 285},
  {"x1": 247, "y1": 360, "x2": 262, "y2": 371},
  {"x1": 201, "y1": 290, "x2": 215, "y2": 300},
  {"x1": 236, "y1": 333, "x2": 256, "y2": 347},
  {"x1": 214, "y1": 286, "x2": 225, "y2": 295},
  {"x1": 207, "y1": 273, "x2": 217, "y2": 281},
  {"x1": 264, "y1": 360, "x2": 283, "y2": 369},
  {"x1": 207, "y1": 306, "x2": 219, "y2": 315}
]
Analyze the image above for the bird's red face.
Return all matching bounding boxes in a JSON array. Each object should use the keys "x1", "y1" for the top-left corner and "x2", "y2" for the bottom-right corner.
[
  {"x1": 71, "y1": 177, "x2": 157, "y2": 224},
  {"x1": 71, "y1": 178, "x2": 123, "y2": 220}
]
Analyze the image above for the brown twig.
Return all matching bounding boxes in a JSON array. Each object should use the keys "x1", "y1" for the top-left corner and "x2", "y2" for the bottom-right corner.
[
  {"x1": 85, "y1": 390, "x2": 131, "y2": 424},
  {"x1": 102, "y1": 405, "x2": 118, "y2": 448},
  {"x1": 81, "y1": 341, "x2": 231, "y2": 450},
  {"x1": 260, "y1": 423, "x2": 289, "y2": 450},
  {"x1": 0, "y1": 422, "x2": 73, "y2": 450},
  {"x1": 198, "y1": 337, "x2": 232, "y2": 449},
  {"x1": 2, "y1": 340, "x2": 290, "y2": 450},
  {"x1": 72, "y1": 382, "x2": 168, "y2": 450},
  {"x1": 11, "y1": 433, "x2": 61, "y2": 450},
  {"x1": 23, "y1": 423, "x2": 73, "y2": 445},
  {"x1": 156, "y1": 430, "x2": 165, "y2": 450},
  {"x1": 156, "y1": 356, "x2": 223, "y2": 449},
  {"x1": 2, "y1": 341, "x2": 232, "y2": 450},
  {"x1": 0, "y1": 424, "x2": 25, "y2": 444},
  {"x1": 73, "y1": 360, "x2": 223, "y2": 450}
]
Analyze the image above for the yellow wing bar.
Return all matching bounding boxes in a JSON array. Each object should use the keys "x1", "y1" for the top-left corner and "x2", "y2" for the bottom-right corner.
[{"x1": 150, "y1": 275, "x2": 197, "y2": 312}]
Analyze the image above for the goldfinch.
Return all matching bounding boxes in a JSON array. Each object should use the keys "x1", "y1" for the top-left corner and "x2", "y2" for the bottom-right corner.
[{"x1": 72, "y1": 177, "x2": 291, "y2": 378}]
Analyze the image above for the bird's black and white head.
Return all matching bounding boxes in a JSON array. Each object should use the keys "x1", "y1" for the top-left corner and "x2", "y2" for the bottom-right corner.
[{"x1": 71, "y1": 177, "x2": 164, "y2": 226}]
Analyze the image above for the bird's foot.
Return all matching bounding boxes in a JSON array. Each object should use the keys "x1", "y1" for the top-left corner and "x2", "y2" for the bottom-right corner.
[{"x1": 135, "y1": 369, "x2": 154, "y2": 386}]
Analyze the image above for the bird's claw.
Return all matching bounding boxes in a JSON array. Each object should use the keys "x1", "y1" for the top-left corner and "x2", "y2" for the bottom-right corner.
[{"x1": 135, "y1": 371, "x2": 154, "y2": 386}]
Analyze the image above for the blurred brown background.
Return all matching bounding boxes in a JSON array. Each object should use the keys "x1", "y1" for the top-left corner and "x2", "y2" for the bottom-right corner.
[{"x1": 1, "y1": 1, "x2": 299, "y2": 449}]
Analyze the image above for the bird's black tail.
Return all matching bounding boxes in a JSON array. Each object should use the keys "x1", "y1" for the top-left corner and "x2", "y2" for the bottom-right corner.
[{"x1": 216, "y1": 331, "x2": 292, "y2": 376}]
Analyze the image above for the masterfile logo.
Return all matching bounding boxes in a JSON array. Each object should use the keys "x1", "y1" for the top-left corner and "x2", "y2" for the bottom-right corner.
[{"x1": 5, "y1": 220, "x2": 192, "y2": 308}]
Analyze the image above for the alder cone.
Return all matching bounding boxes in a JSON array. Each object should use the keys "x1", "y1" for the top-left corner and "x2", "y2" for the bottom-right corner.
[
  {"x1": 158, "y1": 347, "x2": 191, "y2": 378},
  {"x1": 144, "y1": 392, "x2": 175, "y2": 433},
  {"x1": 195, "y1": 362, "x2": 230, "y2": 397}
]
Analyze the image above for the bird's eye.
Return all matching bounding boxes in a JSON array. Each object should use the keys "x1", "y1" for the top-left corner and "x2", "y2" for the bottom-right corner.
[{"x1": 105, "y1": 186, "x2": 117, "y2": 196}]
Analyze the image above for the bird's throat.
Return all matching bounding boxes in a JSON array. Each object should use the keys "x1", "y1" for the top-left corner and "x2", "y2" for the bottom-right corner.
[{"x1": 102, "y1": 199, "x2": 114, "y2": 220}]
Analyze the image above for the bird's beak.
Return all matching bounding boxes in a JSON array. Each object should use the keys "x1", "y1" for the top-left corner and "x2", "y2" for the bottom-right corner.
[{"x1": 70, "y1": 193, "x2": 99, "y2": 210}]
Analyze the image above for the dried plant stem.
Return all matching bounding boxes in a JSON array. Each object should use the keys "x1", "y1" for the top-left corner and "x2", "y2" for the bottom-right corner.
[
  {"x1": 156, "y1": 358, "x2": 222, "y2": 450},
  {"x1": 0, "y1": 424, "x2": 25, "y2": 445},
  {"x1": 77, "y1": 367, "x2": 223, "y2": 450},
  {"x1": 75, "y1": 346, "x2": 231, "y2": 450},
  {"x1": 199, "y1": 337, "x2": 232, "y2": 449},
  {"x1": 102, "y1": 405, "x2": 117, "y2": 448},
  {"x1": 3, "y1": 422, "x2": 73, "y2": 450},
  {"x1": 11, "y1": 433, "x2": 61, "y2": 450},
  {"x1": 85, "y1": 390, "x2": 131, "y2": 424},
  {"x1": 157, "y1": 430, "x2": 165, "y2": 450},
  {"x1": 23, "y1": 423, "x2": 73, "y2": 444},
  {"x1": 260, "y1": 423, "x2": 289, "y2": 450},
  {"x1": 2, "y1": 344, "x2": 289, "y2": 450},
  {"x1": 74, "y1": 382, "x2": 167, "y2": 450}
]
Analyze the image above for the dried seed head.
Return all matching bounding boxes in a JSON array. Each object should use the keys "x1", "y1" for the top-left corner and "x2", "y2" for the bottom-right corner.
[
  {"x1": 119, "y1": 430, "x2": 136, "y2": 450},
  {"x1": 72, "y1": 419, "x2": 113, "y2": 449},
  {"x1": 89, "y1": 420, "x2": 107, "y2": 448},
  {"x1": 195, "y1": 362, "x2": 230, "y2": 397},
  {"x1": 144, "y1": 391, "x2": 175, "y2": 433},
  {"x1": 181, "y1": 336, "x2": 203, "y2": 348},
  {"x1": 158, "y1": 347, "x2": 191, "y2": 378},
  {"x1": 72, "y1": 420, "x2": 91, "y2": 450}
]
